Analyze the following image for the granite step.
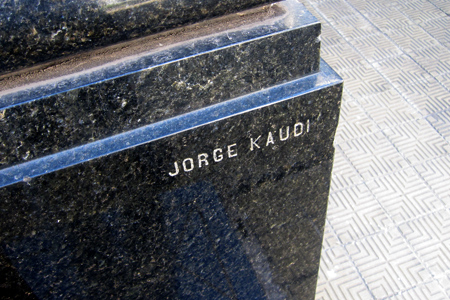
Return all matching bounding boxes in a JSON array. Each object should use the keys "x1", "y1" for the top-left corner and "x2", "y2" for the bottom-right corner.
[
  {"x1": 0, "y1": 60, "x2": 342, "y2": 300},
  {"x1": 0, "y1": 0, "x2": 321, "y2": 170},
  {"x1": 0, "y1": 0, "x2": 278, "y2": 74}
]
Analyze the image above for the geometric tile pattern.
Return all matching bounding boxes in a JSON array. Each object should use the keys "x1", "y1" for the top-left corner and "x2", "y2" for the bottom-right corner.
[
  {"x1": 345, "y1": 228, "x2": 431, "y2": 299},
  {"x1": 399, "y1": 210, "x2": 450, "y2": 277},
  {"x1": 315, "y1": 245, "x2": 373, "y2": 300},
  {"x1": 384, "y1": 119, "x2": 450, "y2": 165},
  {"x1": 300, "y1": 0, "x2": 450, "y2": 299},
  {"x1": 414, "y1": 156, "x2": 450, "y2": 206},
  {"x1": 366, "y1": 168, "x2": 444, "y2": 224},
  {"x1": 427, "y1": 110, "x2": 450, "y2": 143},
  {"x1": 339, "y1": 132, "x2": 409, "y2": 180}
]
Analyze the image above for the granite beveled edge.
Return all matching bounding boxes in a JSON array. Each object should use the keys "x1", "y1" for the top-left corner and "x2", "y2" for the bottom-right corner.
[
  {"x1": 0, "y1": 0, "x2": 318, "y2": 107},
  {"x1": 0, "y1": 0, "x2": 279, "y2": 74},
  {"x1": 0, "y1": 60, "x2": 342, "y2": 188}
]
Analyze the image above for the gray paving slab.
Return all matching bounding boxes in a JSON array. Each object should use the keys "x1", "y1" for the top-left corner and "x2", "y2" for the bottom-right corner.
[{"x1": 300, "y1": 0, "x2": 450, "y2": 299}]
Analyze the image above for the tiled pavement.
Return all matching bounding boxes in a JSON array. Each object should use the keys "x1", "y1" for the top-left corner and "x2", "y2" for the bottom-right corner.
[{"x1": 298, "y1": 0, "x2": 450, "y2": 299}]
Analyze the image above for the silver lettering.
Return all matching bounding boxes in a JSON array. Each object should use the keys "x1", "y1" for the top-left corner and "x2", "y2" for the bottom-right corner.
[
  {"x1": 227, "y1": 144, "x2": 238, "y2": 158},
  {"x1": 182, "y1": 158, "x2": 194, "y2": 172},
  {"x1": 167, "y1": 120, "x2": 311, "y2": 177},
  {"x1": 294, "y1": 122, "x2": 304, "y2": 136},
  {"x1": 198, "y1": 153, "x2": 209, "y2": 168},
  {"x1": 169, "y1": 161, "x2": 180, "y2": 176},
  {"x1": 213, "y1": 148, "x2": 223, "y2": 162},
  {"x1": 266, "y1": 132, "x2": 274, "y2": 146},
  {"x1": 279, "y1": 126, "x2": 289, "y2": 141},
  {"x1": 250, "y1": 136, "x2": 261, "y2": 151}
]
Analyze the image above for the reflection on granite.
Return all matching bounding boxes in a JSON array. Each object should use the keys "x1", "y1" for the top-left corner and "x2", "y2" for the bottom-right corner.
[
  {"x1": 0, "y1": 60, "x2": 342, "y2": 299},
  {"x1": 160, "y1": 182, "x2": 267, "y2": 299},
  {"x1": 0, "y1": 249, "x2": 37, "y2": 300},
  {"x1": 0, "y1": 1, "x2": 321, "y2": 170},
  {"x1": 0, "y1": 0, "x2": 278, "y2": 73}
]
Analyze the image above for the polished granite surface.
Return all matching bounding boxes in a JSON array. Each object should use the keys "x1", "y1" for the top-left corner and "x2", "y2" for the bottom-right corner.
[
  {"x1": 0, "y1": 1, "x2": 341, "y2": 298},
  {"x1": 0, "y1": 0, "x2": 277, "y2": 73},
  {"x1": 0, "y1": 1, "x2": 320, "y2": 170},
  {"x1": 0, "y1": 61, "x2": 342, "y2": 299}
]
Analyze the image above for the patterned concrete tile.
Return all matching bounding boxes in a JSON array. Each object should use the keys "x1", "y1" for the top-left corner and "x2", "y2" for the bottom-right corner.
[
  {"x1": 411, "y1": 43, "x2": 450, "y2": 65},
  {"x1": 315, "y1": 246, "x2": 373, "y2": 300},
  {"x1": 308, "y1": 0, "x2": 358, "y2": 22},
  {"x1": 351, "y1": 34, "x2": 403, "y2": 63},
  {"x1": 339, "y1": 131, "x2": 409, "y2": 181},
  {"x1": 320, "y1": 22, "x2": 346, "y2": 48},
  {"x1": 393, "y1": 1, "x2": 446, "y2": 24},
  {"x1": 427, "y1": 110, "x2": 450, "y2": 144},
  {"x1": 396, "y1": 77, "x2": 450, "y2": 116},
  {"x1": 329, "y1": 145, "x2": 364, "y2": 191},
  {"x1": 387, "y1": 280, "x2": 448, "y2": 300},
  {"x1": 383, "y1": 119, "x2": 450, "y2": 165},
  {"x1": 373, "y1": 55, "x2": 431, "y2": 88},
  {"x1": 356, "y1": 87, "x2": 396, "y2": 114},
  {"x1": 410, "y1": 45, "x2": 450, "y2": 79},
  {"x1": 321, "y1": 220, "x2": 340, "y2": 250},
  {"x1": 436, "y1": 72, "x2": 450, "y2": 92},
  {"x1": 362, "y1": 9, "x2": 415, "y2": 31},
  {"x1": 341, "y1": 88, "x2": 354, "y2": 103},
  {"x1": 330, "y1": 15, "x2": 380, "y2": 41},
  {"x1": 328, "y1": 184, "x2": 392, "y2": 244},
  {"x1": 399, "y1": 209, "x2": 450, "y2": 277},
  {"x1": 414, "y1": 155, "x2": 450, "y2": 206},
  {"x1": 438, "y1": 273, "x2": 450, "y2": 298},
  {"x1": 385, "y1": 26, "x2": 440, "y2": 55},
  {"x1": 321, "y1": 43, "x2": 367, "y2": 72},
  {"x1": 365, "y1": 167, "x2": 444, "y2": 224},
  {"x1": 429, "y1": 0, "x2": 450, "y2": 15},
  {"x1": 337, "y1": 94, "x2": 358, "y2": 120},
  {"x1": 346, "y1": 228, "x2": 432, "y2": 299},
  {"x1": 334, "y1": 100, "x2": 378, "y2": 143},
  {"x1": 358, "y1": 88, "x2": 421, "y2": 130},
  {"x1": 334, "y1": 120, "x2": 378, "y2": 145},
  {"x1": 420, "y1": 17, "x2": 450, "y2": 49},
  {"x1": 345, "y1": 0, "x2": 395, "y2": 14},
  {"x1": 304, "y1": 0, "x2": 450, "y2": 298},
  {"x1": 337, "y1": 64, "x2": 391, "y2": 98}
]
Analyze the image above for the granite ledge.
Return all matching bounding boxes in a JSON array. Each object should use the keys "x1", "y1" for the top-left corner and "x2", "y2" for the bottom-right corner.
[
  {"x1": 0, "y1": 0, "x2": 321, "y2": 170},
  {"x1": 0, "y1": 0, "x2": 279, "y2": 74},
  {"x1": 0, "y1": 60, "x2": 342, "y2": 187}
]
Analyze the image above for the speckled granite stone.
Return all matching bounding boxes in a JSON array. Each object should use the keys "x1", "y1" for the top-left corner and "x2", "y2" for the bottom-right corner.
[
  {"x1": 0, "y1": 61, "x2": 342, "y2": 299},
  {"x1": 0, "y1": 0, "x2": 321, "y2": 170},
  {"x1": 0, "y1": 0, "x2": 278, "y2": 74},
  {"x1": 0, "y1": 249, "x2": 37, "y2": 300}
]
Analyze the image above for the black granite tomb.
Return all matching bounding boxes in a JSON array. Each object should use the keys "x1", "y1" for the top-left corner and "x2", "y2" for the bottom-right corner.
[{"x1": 0, "y1": 1, "x2": 342, "y2": 299}]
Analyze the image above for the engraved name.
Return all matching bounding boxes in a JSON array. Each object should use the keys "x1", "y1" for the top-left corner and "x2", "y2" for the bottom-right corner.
[
  {"x1": 169, "y1": 144, "x2": 238, "y2": 177},
  {"x1": 168, "y1": 120, "x2": 310, "y2": 177}
]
